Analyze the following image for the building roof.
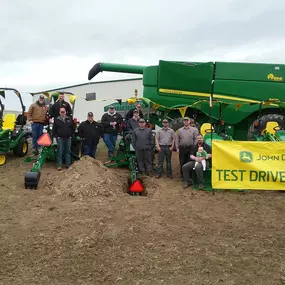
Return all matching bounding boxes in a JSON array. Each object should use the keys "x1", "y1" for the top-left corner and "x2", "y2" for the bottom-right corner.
[{"x1": 32, "y1": 77, "x2": 143, "y2": 95}]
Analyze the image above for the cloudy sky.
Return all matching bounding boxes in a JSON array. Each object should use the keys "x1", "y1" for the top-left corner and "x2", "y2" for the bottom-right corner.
[{"x1": 1, "y1": 0, "x2": 285, "y2": 110}]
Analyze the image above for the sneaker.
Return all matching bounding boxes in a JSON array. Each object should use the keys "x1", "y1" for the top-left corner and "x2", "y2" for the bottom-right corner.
[
  {"x1": 199, "y1": 184, "x2": 204, "y2": 190},
  {"x1": 65, "y1": 165, "x2": 70, "y2": 169},
  {"x1": 167, "y1": 175, "x2": 173, "y2": 179},
  {"x1": 183, "y1": 182, "x2": 189, "y2": 188},
  {"x1": 57, "y1": 166, "x2": 62, "y2": 171},
  {"x1": 156, "y1": 174, "x2": 161, "y2": 179}
]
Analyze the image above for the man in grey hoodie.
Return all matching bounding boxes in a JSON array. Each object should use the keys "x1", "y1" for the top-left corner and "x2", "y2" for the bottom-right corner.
[{"x1": 132, "y1": 118, "x2": 154, "y2": 175}]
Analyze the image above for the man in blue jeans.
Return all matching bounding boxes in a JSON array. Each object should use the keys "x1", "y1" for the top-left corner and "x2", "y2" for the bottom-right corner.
[
  {"x1": 101, "y1": 105, "x2": 123, "y2": 158},
  {"x1": 52, "y1": 107, "x2": 74, "y2": 170},
  {"x1": 78, "y1": 112, "x2": 103, "y2": 158},
  {"x1": 27, "y1": 94, "x2": 48, "y2": 154}
]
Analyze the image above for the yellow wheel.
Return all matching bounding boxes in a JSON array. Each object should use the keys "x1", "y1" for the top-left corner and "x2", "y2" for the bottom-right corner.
[
  {"x1": 0, "y1": 153, "x2": 7, "y2": 166},
  {"x1": 22, "y1": 141, "x2": 28, "y2": 154},
  {"x1": 13, "y1": 138, "x2": 29, "y2": 157}
]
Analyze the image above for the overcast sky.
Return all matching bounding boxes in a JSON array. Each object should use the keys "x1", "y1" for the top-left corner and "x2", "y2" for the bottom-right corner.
[{"x1": 1, "y1": 0, "x2": 285, "y2": 110}]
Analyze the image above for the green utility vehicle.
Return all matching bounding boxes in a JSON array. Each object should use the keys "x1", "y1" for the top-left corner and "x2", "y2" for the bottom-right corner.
[
  {"x1": 0, "y1": 88, "x2": 32, "y2": 166},
  {"x1": 88, "y1": 61, "x2": 285, "y2": 140}
]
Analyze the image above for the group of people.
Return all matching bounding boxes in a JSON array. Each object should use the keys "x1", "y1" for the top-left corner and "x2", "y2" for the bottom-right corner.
[
  {"x1": 27, "y1": 97, "x2": 211, "y2": 189},
  {"x1": 27, "y1": 93, "x2": 76, "y2": 170},
  {"x1": 154, "y1": 116, "x2": 212, "y2": 190},
  {"x1": 100, "y1": 103, "x2": 212, "y2": 190}
]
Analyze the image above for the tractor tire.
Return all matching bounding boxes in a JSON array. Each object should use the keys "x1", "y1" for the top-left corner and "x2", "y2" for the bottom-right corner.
[
  {"x1": 248, "y1": 114, "x2": 285, "y2": 140},
  {"x1": 0, "y1": 153, "x2": 7, "y2": 166},
  {"x1": 13, "y1": 138, "x2": 29, "y2": 157}
]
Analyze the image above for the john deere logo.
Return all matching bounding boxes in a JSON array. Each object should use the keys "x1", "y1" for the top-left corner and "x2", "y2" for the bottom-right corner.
[
  {"x1": 267, "y1": 73, "x2": 283, "y2": 81},
  {"x1": 240, "y1": 151, "x2": 253, "y2": 163}
]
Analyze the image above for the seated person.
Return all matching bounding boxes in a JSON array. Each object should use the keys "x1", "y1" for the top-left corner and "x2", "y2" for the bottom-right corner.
[
  {"x1": 182, "y1": 134, "x2": 212, "y2": 190},
  {"x1": 193, "y1": 146, "x2": 208, "y2": 171}
]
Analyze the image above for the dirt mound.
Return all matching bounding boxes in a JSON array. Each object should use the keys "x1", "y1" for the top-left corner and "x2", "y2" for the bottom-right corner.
[{"x1": 49, "y1": 156, "x2": 128, "y2": 201}]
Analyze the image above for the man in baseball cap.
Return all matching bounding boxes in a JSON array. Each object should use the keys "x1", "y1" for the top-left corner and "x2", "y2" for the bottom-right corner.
[
  {"x1": 125, "y1": 103, "x2": 144, "y2": 120},
  {"x1": 78, "y1": 111, "x2": 103, "y2": 158},
  {"x1": 101, "y1": 105, "x2": 123, "y2": 157},
  {"x1": 175, "y1": 116, "x2": 199, "y2": 179},
  {"x1": 155, "y1": 119, "x2": 175, "y2": 179},
  {"x1": 27, "y1": 93, "x2": 48, "y2": 154},
  {"x1": 131, "y1": 117, "x2": 154, "y2": 175}
]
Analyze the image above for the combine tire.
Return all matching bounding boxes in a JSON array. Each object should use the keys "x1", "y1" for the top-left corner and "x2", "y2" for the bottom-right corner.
[
  {"x1": 248, "y1": 114, "x2": 285, "y2": 140},
  {"x1": 13, "y1": 138, "x2": 29, "y2": 157},
  {"x1": 0, "y1": 153, "x2": 7, "y2": 166}
]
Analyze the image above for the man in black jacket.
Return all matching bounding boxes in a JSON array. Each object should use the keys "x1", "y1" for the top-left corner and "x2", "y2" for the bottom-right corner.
[
  {"x1": 78, "y1": 112, "x2": 103, "y2": 158},
  {"x1": 101, "y1": 105, "x2": 123, "y2": 157},
  {"x1": 52, "y1": 107, "x2": 74, "y2": 170},
  {"x1": 125, "y1": 103, "x2": 143, "y2": 120},
  {"x1": 51, "y1": 93, "x2": 72, "y2": 118}
]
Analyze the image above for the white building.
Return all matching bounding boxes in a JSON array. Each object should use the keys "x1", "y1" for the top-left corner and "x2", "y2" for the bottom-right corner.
[{"x1": 32, "y1": 78, "x2": 143, "y2": 121}]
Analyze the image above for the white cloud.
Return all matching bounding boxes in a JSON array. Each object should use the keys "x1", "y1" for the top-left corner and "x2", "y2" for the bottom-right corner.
[{"x1": 1, "y1": 0, "x2": 285, "y2": 110}]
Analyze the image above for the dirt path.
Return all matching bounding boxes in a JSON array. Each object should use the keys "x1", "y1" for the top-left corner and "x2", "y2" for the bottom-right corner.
[{"x1": 1, "y1": 145, "x2": 285, "y2": 284}]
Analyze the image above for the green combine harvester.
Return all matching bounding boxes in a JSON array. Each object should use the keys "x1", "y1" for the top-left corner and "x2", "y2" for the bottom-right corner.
[
  {"x1": 88, "y1": 60, "x2": 285, "y2": 192},
  {"x1": 24, "y1": 92, "x2": 82, "y2": 189},
  {"x1": 0, "y1": 88, "x2": 32, "y2": 166},
  {"x1": 88, "y1": 61, "x2": 285, "y2": 141}
]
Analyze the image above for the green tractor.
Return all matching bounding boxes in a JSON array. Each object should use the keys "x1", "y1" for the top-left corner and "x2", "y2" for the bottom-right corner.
[
  {"x1": 24, "y1": 92, "x2": 82, "y2": 189},
  {"x1": 0, "y1": 88, "x2": 32, "y2": 166},
  {"x1": 88, "y1": 61, "x2": 285, "y2": 141}
]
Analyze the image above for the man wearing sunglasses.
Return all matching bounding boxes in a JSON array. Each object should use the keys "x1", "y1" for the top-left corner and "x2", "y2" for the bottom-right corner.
[{"x1": 52, "y1": 107, "x2": 74, "y2": 170}]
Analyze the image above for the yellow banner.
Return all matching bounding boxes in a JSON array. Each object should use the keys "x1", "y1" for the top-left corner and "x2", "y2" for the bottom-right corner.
[{"x1": 212, "y1": 141, "x2": 285, "y2": 190}]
